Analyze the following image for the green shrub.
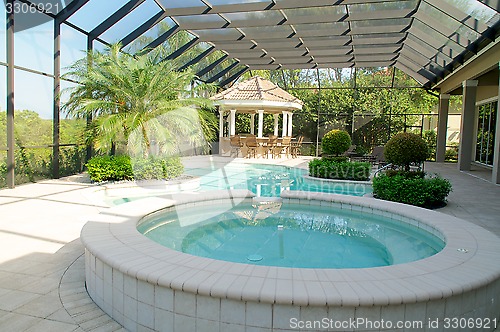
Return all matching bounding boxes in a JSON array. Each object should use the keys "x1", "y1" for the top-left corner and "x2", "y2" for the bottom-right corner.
[
  {"x1": 86, "y1": 155, "x2": 134, "y2": 182},
  {"x1": 384, "y1": 132, "x2": 428, "y2": 171},
  {"x1": 321, "y1": 130, "x2": 352, "y2": 156},
  {"x1": 132, "y1": 157, "x2": 184, "y2": 180},
  {"x1": 422, "y1": 130, "x2": 437, "y2": 160},
  {"x1": 373, "y1": 173, "x2": 452, "y2": 208},
  {"x1": 86, "y1": 155, "x2": 183, "y2": 182},
  {"x1": 309, "y1": 158, "x2": 371, "y2": 181}
]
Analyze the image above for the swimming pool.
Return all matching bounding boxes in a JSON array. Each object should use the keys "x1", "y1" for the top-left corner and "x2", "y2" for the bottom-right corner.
[
  {"x1": 107, "y1": 163, "x2": 371, "y2": 205},
  {"x1": 138, "y1": 199, "x2": 444, "y2": 268}
]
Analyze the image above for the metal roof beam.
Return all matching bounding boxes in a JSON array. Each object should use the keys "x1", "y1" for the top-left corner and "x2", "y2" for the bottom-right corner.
[
  {"x1": 139, "y1": 25, "x2": 180, "y2": 54},
  {"x1": 195, "y1": 54, "x2": 229, "y2": 78},
  {"x1": 178, "y1": 46, "x2": 216, "y2": 71},
  {"x1": 89, "y1": 0, "x2": 145, "y2": 41},
  {"x1": 120, "y1": 11, "x2": 169, "y2": 48},
  {"x1": 204, "y1": 61, "x2": 240, "y2": 83},
  {"x1": 56, "y1": 0, "x2": 90, "y2": 23},
  {"x1": 164, "y1": 37, "x2": 200, "y2": 61},
  {"x1": 218, "y1": 66, "x2": 249, "y2": 87}
]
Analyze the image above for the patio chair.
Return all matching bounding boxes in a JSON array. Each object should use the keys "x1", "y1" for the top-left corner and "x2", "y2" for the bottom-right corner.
[
  {"x1": 230, "y1": 135, "x2": 243, "y2": 157},
  {"x1": 266, "y1": 135, "x2": 279, "y2": 158},
  {"x1": 279, "y1": 136, "x2": 292, "y2": 158},
  {"x1": 370, "y1": 146, "x2": 386, "y2": 167},
  {"x1": 290, "y1": 136, "x2": 304, "y2": 158},
  {"x1": 343, "y1": 145, "x2": 357, "y2": 157},
  {"x1": 245, "y1": 134, "x2": 258, "y2": 158}
]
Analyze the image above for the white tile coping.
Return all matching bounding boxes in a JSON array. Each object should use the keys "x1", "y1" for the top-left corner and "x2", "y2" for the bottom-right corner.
[{"x1": 81, "y1": 189, "x2": 500, "y2": 307}]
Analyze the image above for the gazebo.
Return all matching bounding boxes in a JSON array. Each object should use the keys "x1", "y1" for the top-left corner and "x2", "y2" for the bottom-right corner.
[{"x1": 210, "y1": 76, "x2": 303, "y2": 156}]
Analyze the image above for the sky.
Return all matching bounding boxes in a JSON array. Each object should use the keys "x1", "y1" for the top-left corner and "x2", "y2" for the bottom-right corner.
[{"x1": 0, "y1": 0, "x2": 162, "y2": 119}]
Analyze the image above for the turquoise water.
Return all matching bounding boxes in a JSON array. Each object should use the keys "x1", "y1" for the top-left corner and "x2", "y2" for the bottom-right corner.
[
  {"x1": 138, "y1": 201, "x2": 444, "y2": 269},
  {"x1": 109, "y1": 163, "x2": 371, "y2": 205},
  {"x1": 184, "y1": 163, "x2": 370, "y2": 197}
]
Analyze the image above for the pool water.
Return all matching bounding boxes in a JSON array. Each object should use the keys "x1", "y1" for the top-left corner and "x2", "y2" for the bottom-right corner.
[
  {"x1": 109, "y1": 163, "x2": 371, "y2": 205},
  {"x1": 138, "y1": 201, "x2": 444, "y2": 269},
  {"x1": 184, "y1": 163, "x2": 369, "y2": 197}
]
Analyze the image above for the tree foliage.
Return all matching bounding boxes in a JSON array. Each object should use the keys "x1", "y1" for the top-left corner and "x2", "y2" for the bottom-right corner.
[{"x1": 62, "y1": 43, "x2": 218, "y2": 156}]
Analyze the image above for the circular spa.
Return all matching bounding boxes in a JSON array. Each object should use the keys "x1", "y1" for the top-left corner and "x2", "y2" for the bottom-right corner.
[
  {"x1": 81, "y1": 191, "x2": 500, "y2": 332},
  {"x1": 138, "y1": 200, "x2": 444, "y2": 269}
]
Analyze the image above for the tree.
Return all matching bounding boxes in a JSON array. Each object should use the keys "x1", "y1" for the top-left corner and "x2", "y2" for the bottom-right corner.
[{"x1": 62, "y1": 43, "x2": 217, "y2": 157}]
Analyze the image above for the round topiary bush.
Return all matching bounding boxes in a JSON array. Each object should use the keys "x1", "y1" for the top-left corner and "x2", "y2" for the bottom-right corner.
[
  {"x1": 384, "y1": 132, "x2": 428, "y2": 171},
  {"x1": 322, "y1": 130, "x2": 351, "y2": 156}
]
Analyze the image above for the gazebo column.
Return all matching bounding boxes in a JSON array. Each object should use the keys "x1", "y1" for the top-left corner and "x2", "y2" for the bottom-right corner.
[
  {"x1": 219, "y1": 110, "x2": 225, "y2": 138},
  {"x1": 257, "y1": 109, "x2": 264, "y2": 138},
  {"x1": 230, "y1": 109, "x2": 236, "y2": 136},
  {"x1": 250, "y1": 113, "x2": 255, "y2": 135},
  {"x1": 287, "y1": 112, "x2": 293, "y2": 137},
  {"x1": 282, "y1": 111, "x2": 288, "y2": 137},
  {"x1": 273, "y1": 113, "x2": 279, "y2": 136}
]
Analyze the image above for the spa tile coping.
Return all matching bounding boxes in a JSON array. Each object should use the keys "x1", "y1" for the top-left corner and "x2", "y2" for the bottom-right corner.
[{"x1": 81, "y1": 189, "x2": 500, "y2": 307}]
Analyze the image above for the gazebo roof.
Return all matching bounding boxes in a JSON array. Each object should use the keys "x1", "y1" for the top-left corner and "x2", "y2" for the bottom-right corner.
[{"x1": 210, "y1": 76, "x2": 304, "y2": 108}]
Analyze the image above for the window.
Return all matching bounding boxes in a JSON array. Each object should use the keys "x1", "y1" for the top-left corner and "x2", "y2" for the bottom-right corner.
[{"x1": 475, "y1": 101, "x2": 497, "y2": 166}]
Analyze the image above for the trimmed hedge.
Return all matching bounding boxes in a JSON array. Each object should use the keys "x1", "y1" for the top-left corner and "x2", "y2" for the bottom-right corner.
[
  {"x1": 86, "y1": 155, "x2": 183, "y2": 182},
  {"x1": 385, "y1": 132, "x2": 428, "y2": 171},
  {"x1": 132, "y1": 157, "x2": 184, "y2": 180},
  {"x1": 373, "y1": 172, "x2": 452, "y2": 208},
  {"x1": 309, "y1": 158, "x2": 371, "y2": 181},
  {"x1": 86, "y1": 155, "x2": 134, "y2": 182},
  {"x1": 321, "y1": 130, "x2": 352, "y2": 156}
]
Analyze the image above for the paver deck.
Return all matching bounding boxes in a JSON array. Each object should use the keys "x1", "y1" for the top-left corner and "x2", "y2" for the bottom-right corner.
[{"x1": 0, "y1": 157, "x2": 498, "y2": 331}]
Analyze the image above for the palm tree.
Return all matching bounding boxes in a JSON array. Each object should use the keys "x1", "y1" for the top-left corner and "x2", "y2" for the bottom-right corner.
[{"x1": 62, "y1": 43, "x2": 217, "y2": 157}]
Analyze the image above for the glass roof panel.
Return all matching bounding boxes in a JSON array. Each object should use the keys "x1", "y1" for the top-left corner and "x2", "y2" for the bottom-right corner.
[
  {"x1": 350, "y1": 18, "x2": 412, "y2": 34},
  {"x1": 355, "y1": 54, "x2": 397, "y2": 62},
  {"x1": 443, "y1": 0, "x2": 500, "y2": 27},
  {"x1": 207, "y1": 0, "x2": 273, "y2": 13},
  {"x1": 309, "y1": 47, "x2": 353, "y2": 56},
  {"x1": 409, "y1": 20, "x2": 465, "y2": 58},
  {"x1": 300, "y1": 36, "x2": 351, "y2": 47},
  {"x1": 223, "y1": 10, "x2": 285, "y2": 27},
  {"x1": 191, "y1": 49, "x2": 228, "y2": 74},
  {"x1": 351, "y1": 33, "x2": 405, "y2": 45},
  {"x1": 425, "y1": 0, "x2": 490, "y2": 33},
  {"x1": 415, "y1": 1, "x2": 480, "y2": 47},
  {"x1": 265, "y1": 48, "x2": 308, "y2": 57},
  {"x1": 100, "y1": 0, "x2": 162, "y2": 43},
  {"x1": 254, "y1": 39, "x2": 302, "y2": 49},
  {"x1": 123, "y1": 18, "x2": 177, "y2": 54},
  {"x1": 353, "y1": 45, "x2": 401, "y2": 54},
  {"x1": 174, "y1": 14, "x2": 228, "y2": 29},
  {"x1": 176, "y1": 41, "x2": 212, "y2": 67},
  {"x1": 67, "y1": 0, "x2": 130, "y2": 32},
  {"x1": 191, "y1": 28, "x2": 244, "y2": 41},
  {"x1": 239, "y1": 25, "x2": 295, "y2": 39},
  {"x1": 212, "y1": 40, "x2": 256, "y2": 50},
  {"x1": 199, "y1": 58, "x2": 236, "y2": 81},
  {"x1": 282, "y1": 6, "x2": 347, "y2": 24},
  {"x1": 155, "y1": 0, "x2": 209, "y2": 15},
  {"x1": 348, "y1": 0, "x2": 418, "y2": 20},
  {"x1": 294, "y1": 22, "x2": 350, "y2": 37}
]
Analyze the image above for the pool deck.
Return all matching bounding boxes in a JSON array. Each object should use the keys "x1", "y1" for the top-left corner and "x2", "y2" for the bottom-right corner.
[{"x1": 0, "y1": 156, "x2": 498, "y2": 331}]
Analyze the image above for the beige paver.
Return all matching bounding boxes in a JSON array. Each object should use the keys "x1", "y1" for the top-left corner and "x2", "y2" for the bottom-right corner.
[{"x1": 0, "y1": 157, "x2": 498, "y2": 331}]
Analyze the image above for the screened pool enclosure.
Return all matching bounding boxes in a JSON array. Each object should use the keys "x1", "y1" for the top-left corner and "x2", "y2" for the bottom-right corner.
[{"x1": 1, "y1": 0, "x2": 500, "y2": 188}]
